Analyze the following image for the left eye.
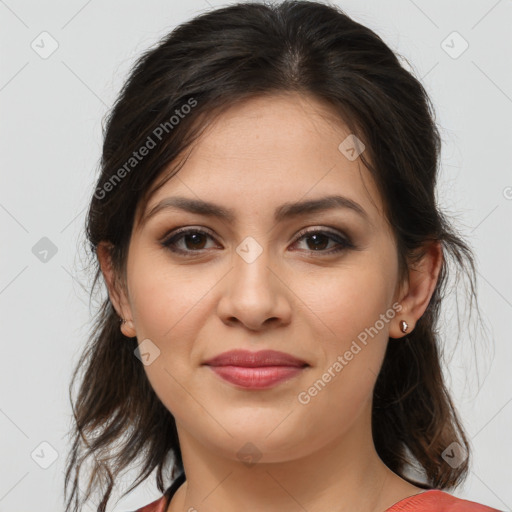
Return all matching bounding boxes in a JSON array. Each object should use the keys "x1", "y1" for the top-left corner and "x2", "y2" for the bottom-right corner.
[
  {"x1": 293, "y1": 230, "x2": 352, "y2": 253},
  {"x1": 161, "y1": 228, "x2": 353, "y2": 256}
]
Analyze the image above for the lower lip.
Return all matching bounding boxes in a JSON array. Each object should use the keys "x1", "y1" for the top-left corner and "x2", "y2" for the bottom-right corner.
[{"x1": 206, "y1": 365, "x2": 305, "y2": 389}]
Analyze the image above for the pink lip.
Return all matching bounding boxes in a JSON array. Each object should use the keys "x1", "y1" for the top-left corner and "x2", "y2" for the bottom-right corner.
[
  {"x1": 203, "y1": 350, "x2": 308, "y2": 389},
  {"x1": 203, "y1": 349, "x2": 307, "y2": 367}
]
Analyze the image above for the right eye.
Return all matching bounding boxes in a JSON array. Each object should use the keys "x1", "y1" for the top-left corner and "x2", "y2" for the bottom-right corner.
[{"x1": 161, "y1": 228, "x2": 221, "y2": 256}]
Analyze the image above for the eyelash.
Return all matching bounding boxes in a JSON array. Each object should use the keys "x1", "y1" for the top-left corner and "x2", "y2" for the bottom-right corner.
[{"x1": 160, "y1": 226, "x2": 355, "y2": 257}]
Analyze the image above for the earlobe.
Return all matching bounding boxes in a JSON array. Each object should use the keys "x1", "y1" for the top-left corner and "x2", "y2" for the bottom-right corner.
[
  {"x1": 391, "y1": 240, "x2": 443, "y2": 339},
  {"x1": 120, "y1": 319, "x2": 137, "y2": 338}
]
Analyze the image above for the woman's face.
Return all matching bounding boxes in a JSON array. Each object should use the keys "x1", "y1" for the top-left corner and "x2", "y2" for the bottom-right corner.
[{"x1": 115, "y1": 93, "x2": 406, "y2": 463}]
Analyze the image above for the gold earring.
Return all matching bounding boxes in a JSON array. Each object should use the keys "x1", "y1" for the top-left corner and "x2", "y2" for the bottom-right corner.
[{"x1": 399, "y1": 320, "x2": 408, "y2": 333}]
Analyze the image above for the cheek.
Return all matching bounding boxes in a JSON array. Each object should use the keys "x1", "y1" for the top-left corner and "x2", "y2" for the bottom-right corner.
[
  {"x1": 291, "y1": 254, "x2": 397, "y2": 407},
  {"x1": 128, "y1": 258, "x2": 215, "y2": 341},
  {"x1": 293, "y1": 256, "x2": 397, "y2": 346},
  {"x1": 126, "y1": 255, "x2": 226, "y2": 405},
  {"x1": 128, "y1": 269, "x2": 205, "y2": 422}
]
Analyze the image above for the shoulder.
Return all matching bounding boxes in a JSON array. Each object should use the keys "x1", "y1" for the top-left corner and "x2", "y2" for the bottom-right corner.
[{"x1": 386, "y1": 489, "x2": 503, "y2": 511}]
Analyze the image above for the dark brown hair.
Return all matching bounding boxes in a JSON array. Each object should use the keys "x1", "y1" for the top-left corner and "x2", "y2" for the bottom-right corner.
[{"x1": 64, "y1": 1, "x2": 482, "y2": 510}]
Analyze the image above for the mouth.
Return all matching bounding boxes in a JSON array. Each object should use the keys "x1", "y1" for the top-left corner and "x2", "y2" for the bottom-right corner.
[{"x1": 202, "y1": 349, "x2": 309, "y2": 389}]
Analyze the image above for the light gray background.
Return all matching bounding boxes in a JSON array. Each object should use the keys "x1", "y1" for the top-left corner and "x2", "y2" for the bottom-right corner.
[{"x1": 1, "y1": 0, "x2": 511, "y2": 510}]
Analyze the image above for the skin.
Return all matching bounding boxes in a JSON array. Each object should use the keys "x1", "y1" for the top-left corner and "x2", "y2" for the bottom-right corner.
[{"x1": 98, "y1": 92, "x2": 443, "y2": 512}]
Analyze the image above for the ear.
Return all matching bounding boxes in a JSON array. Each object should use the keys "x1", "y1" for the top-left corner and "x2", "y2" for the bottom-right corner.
[
  {"x1": 390, "y1": 240, "x2": 443, "y2": 339},
  {"x1": 96, "y1": 241, "x2": 137, "y2": 338}
]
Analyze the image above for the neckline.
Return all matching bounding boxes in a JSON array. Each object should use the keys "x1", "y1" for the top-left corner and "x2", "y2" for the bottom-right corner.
[
  {"x1": 384, "y1": 489, "x2": 443, "y2": 511},
  {"x1": 163, "y1": 476, "x2": 442, "y2": 512}
]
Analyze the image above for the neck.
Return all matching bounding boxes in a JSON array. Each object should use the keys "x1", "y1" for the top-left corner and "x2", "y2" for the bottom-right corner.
[{"x1": 168, "y1": 404, "x2": 422, "y2": 512}]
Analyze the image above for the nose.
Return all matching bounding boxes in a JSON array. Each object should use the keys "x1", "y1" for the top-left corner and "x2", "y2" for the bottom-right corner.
[{"x1": 216, "y1": 242, "x2": 292, "y2": 332}]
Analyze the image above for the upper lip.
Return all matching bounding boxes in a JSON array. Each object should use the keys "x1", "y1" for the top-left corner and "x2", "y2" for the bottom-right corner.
[{"x1": 203, "y1": 349, "x2": 308, "y2": 368}]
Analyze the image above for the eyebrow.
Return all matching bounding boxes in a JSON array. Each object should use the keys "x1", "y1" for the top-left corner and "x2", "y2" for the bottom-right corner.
[{"x1": 141, "y1": 194, "x2": 369, "y2": 226}]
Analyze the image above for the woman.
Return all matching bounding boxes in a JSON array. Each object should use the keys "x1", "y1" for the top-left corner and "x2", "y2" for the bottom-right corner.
[{"x1": 64, "y1": 1, "x2": 502, "y2": 511}]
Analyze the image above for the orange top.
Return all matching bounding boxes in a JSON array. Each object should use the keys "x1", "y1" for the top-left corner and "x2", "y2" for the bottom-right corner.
[{"x1": 134, "y1": 481, "x2": 502, "y2": 512}]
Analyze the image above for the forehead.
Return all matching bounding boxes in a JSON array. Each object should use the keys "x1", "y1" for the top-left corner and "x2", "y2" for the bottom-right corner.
[{"x1": 138, "y1": 93, "x2": 387, "y2": 228}]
